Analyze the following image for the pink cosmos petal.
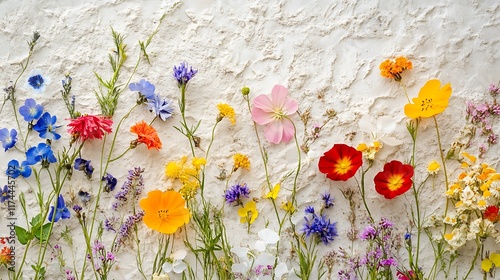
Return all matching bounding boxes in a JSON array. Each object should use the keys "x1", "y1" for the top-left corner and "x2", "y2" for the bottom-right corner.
[
  {"x1": 264, "y1": 121, "x2": 284, "y2": 144},
  {"x1": 280, "y1": 119, "x2": 295, "y2": 143},
  {"x1": 253, "y1": 94, "x2": 274, "y2": 113},
  {"x1": 283, "y1": 98, "x2": 298, "y2": 115},
  {"x1": 271, "y1": 85, "x2": 288, "y2": 109},
  {"x1": 251, "y1": 108, "x2": 274, "y2": 125}
]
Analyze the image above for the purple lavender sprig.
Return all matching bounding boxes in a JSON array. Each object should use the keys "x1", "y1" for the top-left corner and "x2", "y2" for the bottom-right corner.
[
  {"x1": 112, "y1": 167, "x2": 144, "y2": 210},
  {"x1": 113, "y1": 211, "x2": 144, "y2": 250}
]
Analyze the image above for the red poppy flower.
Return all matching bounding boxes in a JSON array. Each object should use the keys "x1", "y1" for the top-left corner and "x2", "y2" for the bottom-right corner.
[
  {"x1": 484, "y1": 205, "x2": 500, "y2": 222},
  {"x1": 374, "y1": 160, "x2": 414, "y2": 199},
  {"x1": 318, "y1": 144, "x2": 363, "y2": 181}
]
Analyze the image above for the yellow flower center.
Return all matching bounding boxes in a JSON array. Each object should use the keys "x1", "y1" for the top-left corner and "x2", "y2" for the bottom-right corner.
[
  {"x1": 387, "y1": 174, "x2": 404, "y2": 191},
  {"x1": 273, "y1": 108, "x2": 286, "y2": 120},
  {"x1": 334, "y1": 157, "x2": 352, "y2": 175},
  {"x1": 158, "y1": 209, "x2": 169, "y2": 220}
]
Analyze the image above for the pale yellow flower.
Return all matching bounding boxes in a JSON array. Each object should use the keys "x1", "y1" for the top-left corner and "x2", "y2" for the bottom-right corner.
[{"x1": 427, "y1": 160, "x2": 440, "y2": 175}]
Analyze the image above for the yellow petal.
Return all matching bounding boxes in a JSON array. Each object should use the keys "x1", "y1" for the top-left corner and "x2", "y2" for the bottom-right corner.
[
  {"x1": 482, "y1": 258, "x2": 493, "y2": 272},
  {"x1": 490, "y1": 253, "x2": 500, "y2": 267},
  {"x1": 265, "y1": 184, "x2": 280, "y2": 199}
]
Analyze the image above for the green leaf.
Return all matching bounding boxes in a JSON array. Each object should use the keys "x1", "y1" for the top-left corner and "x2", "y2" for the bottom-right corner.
[
  {"x1": 34, "y1": 223, "x2": 52, "y2": 243},
  {"x1": 30, "y1": 213, "x2": 42, "y2": 228},
  {"x1": 15, "y1": 225, "x2": 33, "y2": 245}
]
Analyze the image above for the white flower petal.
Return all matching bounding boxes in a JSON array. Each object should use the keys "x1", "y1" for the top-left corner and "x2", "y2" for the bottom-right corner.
[
  {"x1": 377, "y1": 115, "x2": 397, "y2": 134},
  {"x1": 258, "y1": 228, "x2": 280, "y2": 244},
  {"x1": 381, "y1": 136, "x2": 403, "y2": 146},
  {"x1": 232, "y1": 263, "x2": 249, "y2": 274},
  {"x1": 162, "y1": 262, "x2": 173, "y2": 273},
  {"x1": 358, "y1": 114, "x2": 373, "y2": 133},
  {"x1": 254, "y1": 240, "x2": 267, "y2": 252},
  {"x1": 172, "y1": 249, "x2": 187, "y2": 260},
  {"x1": 173, "y1": 261, "x2": 187, "y2": 273},
  {"x1": 275, "y1": 262, "x2": 288, "y2": 278}
]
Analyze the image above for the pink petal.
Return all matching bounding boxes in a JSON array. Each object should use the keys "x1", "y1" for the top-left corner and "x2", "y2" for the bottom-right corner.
[
  {"x1": 251, "y1": 108, "x2": 274, "y2": 125},
  {"x1": 280, "y1": 119, "x2": 295, "y2": 143},
  {"x1": 264, "y1": 121, "x2": 283, "y2": 144},
  {"x1": 253, "y1": 94, "x2": 274, "y2": 112},
  {"x1": 271, "y1": 85, "x2": 288, "y2": 109},
  {"x1": 283, "y1": 98, "x2": 298, "y2": 115}
]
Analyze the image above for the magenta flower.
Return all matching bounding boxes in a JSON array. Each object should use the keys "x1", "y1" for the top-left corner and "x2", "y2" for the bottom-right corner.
[{"x1": 251, "y1": 85, "x2": 298, "y2": 144}]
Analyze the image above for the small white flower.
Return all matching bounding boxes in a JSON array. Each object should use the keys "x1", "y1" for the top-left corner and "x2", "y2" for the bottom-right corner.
[
  {"x1": 162, "y1": 250, "x2": 187, "y2": 274},
  {"x1": 24, "y1": 69, "x2": 51, "y2": 93},
  {"x1": 231, "y1": 246, "x2": 250, "y2": 274},
  {"x1": 254, "y1": 228, "x2": 280, "y2": 251}
]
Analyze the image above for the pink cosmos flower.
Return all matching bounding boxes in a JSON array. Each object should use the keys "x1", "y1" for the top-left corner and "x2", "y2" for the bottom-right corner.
[{"x1": 251, "y1": 85, "x2": 298, "y2": 144}]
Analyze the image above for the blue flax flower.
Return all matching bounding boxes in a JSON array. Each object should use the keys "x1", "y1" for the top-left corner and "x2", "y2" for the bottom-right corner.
[
  {"x1": 74, "y1": 158, "x2": 94, "y2": 179},
  {"x1": 48, "y1": 195, "x2": 70, "y2": 222},
  {"x1": 0, "y1": 128, "x2": 17, "y2": 151},
  {"x1": 302, "y1": 213, "x2": 338, "y2": 245},
  {"x1": 147, "y1": 94, "x2": 174, "y2": 121},
  {"x1": 173, "y1": 62, "x2": 197, "y2": 87},
  {"x1": 6, "y1": 160, "x2": 32, "y2": 179},
  {"x1": 102, "y1": 173, "x2": 117, "y2": 192},
  {"x1": 321, "y1": 192, "x2": 334, "y2": 209},
  {"x1": 224, "y1": 183, "x2": 250, "y2": 205},
  {"x1": 25, "y1": 143, "x2": 57, "y2": 165},
  {"x1": 24, "y1": 69, "x2": 51, "y2": 94},
  {"x1": 1, "y1": 185, "x2": 10, "y2": 203},
  {"x1": 33, "y1": 112, "x2": 61, "y2": 140},
  {"x1": 129, "y1": 79, "x2": 155, "y2": 99},
  {"x1": 19, "y1": 98, "x2": 44, "y2": 122}
]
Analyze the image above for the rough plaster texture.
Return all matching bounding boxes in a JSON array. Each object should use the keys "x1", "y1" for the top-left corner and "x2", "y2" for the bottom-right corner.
[{"x1": 0, "y1": 0, "x2": 499, "y2": 279}]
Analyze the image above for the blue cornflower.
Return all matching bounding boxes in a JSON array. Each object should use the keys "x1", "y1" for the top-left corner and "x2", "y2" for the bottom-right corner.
[
  {"x1": 305, "y1": 206, "x2": 315, "y2": 214},
  {"x1": 129, "y1": 79, "x2": 156, "y2": 99},
  {"x1": 74, "y1": 158, "x2": 94, "y2": 179},
  {"x1": 302, "y1": 213, "x2": 338, "y2": 245},
  {"x1": 6, "y1": 159, "x2": 32, "y2": 179},
  {"x1": 404, "y1": 232, "x2": 411, "y2": 241},
  {"x1": 0, "y1": 185, "x2": 10, "y2": 203},
  {"x1": 224, "y1": 183, "x2": 250, "y2": 205},
  {"x1": 0, "y1": 128, "x2": 17, "y2": 151},
  {"x1": 33, "y1": 112, "x2": 61, "y2": 140},
  {"x1": 78, "y1": 190, "x2": 91, "y2": 205},
  {"x1": 102, "y1": 173, "x2": 117, "y2": 192},
  {"x1": 25, "y1": 143, "x2": 57, "y2": 165},
  {"x1": 19, "y1": 98, "x2": 44, "y2": 122},
  {"x1": 48, "y1": 195, "x2": 70, "y2": 222},
  {"x1": 173, "y1": 62, "x2": 197, "y2": 87},
  {"x1": 321, "y1": 192, "x2": 334, "y2": 209},
  {"x1": 24, "y1": 69, "x2": 51, "y2": 94},
  {"x1": 147, "y1": 94, "x2": 174, "y2": 121}
]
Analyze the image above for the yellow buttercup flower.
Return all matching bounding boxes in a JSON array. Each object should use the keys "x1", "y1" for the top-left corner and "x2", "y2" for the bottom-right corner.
[
  {"x1": 427, "y1": 160, "x2": 440, "y2": 175},
  {"x1": 281, "y1": 201, "x2": 296, "y2": 213},
  {"x1": 233, "y1": 153, "x2": 250, "y2": 171},
  {"x1": 265, "y1": 184, "x2": 280, "y2": 200},
  {"x1": 217, "y1": 103, "x2": 236, "y2": 124},
  {"x1": 238, "y1": 200, "x2": 258, "y2": 224},
  {"x1": 404, "y1": 79, "x2": 452, "y2": 119}
]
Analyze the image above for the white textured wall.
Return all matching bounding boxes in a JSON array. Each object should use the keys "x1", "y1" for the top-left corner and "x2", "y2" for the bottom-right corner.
[{"x1": 0, "y1": 0, "x2": 499, "y2": 279}]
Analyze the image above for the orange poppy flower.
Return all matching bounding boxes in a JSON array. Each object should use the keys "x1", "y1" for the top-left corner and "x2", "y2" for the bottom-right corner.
[
  {"x1": 139, "y1": 190, "x2": 190, "y2": 234},
  {"x1": 130, "y1": 121, "x2": 162, "y2": 150},
  {"x1": 318, "y1": 144, "x2": 363, "y2": 181},
  {"x1": 374, "y1": 160, "x2": 414, "y2": 199}
]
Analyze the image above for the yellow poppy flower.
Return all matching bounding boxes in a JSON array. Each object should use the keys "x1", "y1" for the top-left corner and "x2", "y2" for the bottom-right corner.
[
  {"x1": 140, "y1": 190, "x2": 190, "y2": 234},
  {"x1": 482, "y1": 252, "x2": 500, "y2": 272},
  {"x1": 404, "y1": 79, "x2": 452, "y2": 119},
  {"x1": 238, "y1": 200, "x2": 258, "y2": 224}
]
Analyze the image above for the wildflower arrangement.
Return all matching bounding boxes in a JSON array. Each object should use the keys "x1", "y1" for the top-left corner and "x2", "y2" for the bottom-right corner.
[{"x1": 0, "y1": 22, "x2": 499, "y2": 280}]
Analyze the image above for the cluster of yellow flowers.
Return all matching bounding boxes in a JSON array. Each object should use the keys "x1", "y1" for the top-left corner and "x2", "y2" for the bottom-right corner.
[
  {"x1": 165, "y1": 156, "x2": 206, "y2": 199},
  {"x1": 233, "y1": 153, "x2": 250, "y2": 171},
  {"x1": 443, "y1": 152, "x2": 500, "y2": 250},
  {"x1": 356, "y1": 141, "x2": 382, "y2": 161}
]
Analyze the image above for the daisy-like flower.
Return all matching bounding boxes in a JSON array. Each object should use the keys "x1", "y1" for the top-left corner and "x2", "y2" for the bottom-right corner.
[
  {"x1": 24, "y1": 69, "x2": 51, "y2": 93},
  {"x1": 217, "y1": 103, "x2": 236, "y2": 124},
  {"x1": 251, "y1": 85, "x2": 298, "y2": 144},
  {"x1": 427, "y1": 160, "x2": 441, "y2": 175},
  {"x1": 67, "y1": 115, "x2": 113, "y2": 142},
  {"x1": 238, "y1": 200, "x2": 258, "y2": 224},
  {"x1": 318, "y1": 144, "x2": 363, "y2": 181},
  {"x1": 147, "y1": 94, "x2": 174, "y2": 121},
  {"x1": 48, "y1": 195, "x2": 71, "y2": 222},
  {"x1": 379, "y1": 56, "x2": 412, "y2": 81},
  {"x1": 129, "y1": 79, "x2": 155, "y2": 100},
  {"x1": 130, "y1": 121, "x2": 162, "y2": 150},
  {"x1": 0, "y1": 128, "x2": 17, "y2": 151},
  {"x1": 139, "y1": 190, "x2": 190, "y2": 234},
  {"x1": 374, "y1": 160, "x2": 414, "y2": 199},
  {"x1": 404, "y1": 79, "x2": 452, "y2": 119},
  {"x1": 19, "y1": 98, "x2": 43, "y2": 122},
  {"x1": 33, "y1": 112, "x2": 61, "y2": 140}
]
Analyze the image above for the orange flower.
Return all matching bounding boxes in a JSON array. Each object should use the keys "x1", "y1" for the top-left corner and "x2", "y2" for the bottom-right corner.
[
  {"x1": 318, "y1": 144, "x2": 363, "y2": 181},
  {"x1": 380, "y1": 56, "x2": 412, "y2": 81},
  {"x1": 139, "y1": 190, "x2": 190, "y2": 234},
  {"x1": 130, "y1": 121, "x2": 162, "y2": 150},
  {"x1": 0, "y1": 246, "x2": 11, "y2": 266},
  {"x1": 374, "y1": 160, "x2": 414, "y2": 199}
]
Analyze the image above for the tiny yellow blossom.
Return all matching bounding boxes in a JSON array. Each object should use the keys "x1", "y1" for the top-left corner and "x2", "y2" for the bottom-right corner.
[
  {"x1": 462, "y1": 151, "x2": 477, "y2": 163},
  {"x1": 165, "y1": 161, "x2": 182, "y2": 179},
  {"x1": 356, "y1": 143, "x2": 368, "y2": 152},
  {"x1": 281, "y1": 201, "x2": 296, "y2": 213},
  {"x1": 233, "y1": 153, "x2": 250, "y2": 171},
  {"x1": 265, "y1": 184, "x2": 280, "y2": 200},
  {"x1": 192, "y1": 157, "x2": 206, "y2": 170},
  {"x1": 427, "y1": 160, "x2": 440, "y2": 175},
  {"x1": 217, "y1": 103, "x2": 236, "y2": 125},
  {"x1": 238, "y1": 200, "x2": 258, "y2": 224}
]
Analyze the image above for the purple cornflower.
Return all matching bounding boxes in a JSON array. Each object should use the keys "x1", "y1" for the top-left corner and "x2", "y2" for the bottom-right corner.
[
  {"x1": 173, "y1": 62, "x2": 197, "y2": 87},
  {"x1": 74, "y1": 158, "x2": 94, "y2": 179},
  {"x1": 113, "y1": 167, "x2": 144, "y2": 210},
  {"x1": 114, "y1": 211, "x2": 144, "y2": 250},
  {"x1": 224, "y1": 183, "x2": 250, "y2": 206},
  {"x1": 102, "y1": 173, "x2": 117, "y2": 193},
  {"x1": 322, "y1": 192, "x2": 334, "y2": 209},
  {"x1": 147, "y1": 94, "x2": 174, "y2": 121},
  {"x1": 379, "y1": 257, "x2": 397, "y2": 267},
  {"x1": 305, "y1": 206, "x2": 315, "y2": 214},
  {"x1": 302, "y1": 213, "x2": 338, "y2": 244}
]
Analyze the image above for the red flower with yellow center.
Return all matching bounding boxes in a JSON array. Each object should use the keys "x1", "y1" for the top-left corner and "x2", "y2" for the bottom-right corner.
[
  {"x1": 374, "y1": 160, "x2": 414, "y2": 199},
  {"x1": 484, "y1": 205, "x2": 500, "y2": 223},
  {"x1": 318, "y1": 144, "x2": 363, "y2": 181}
]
